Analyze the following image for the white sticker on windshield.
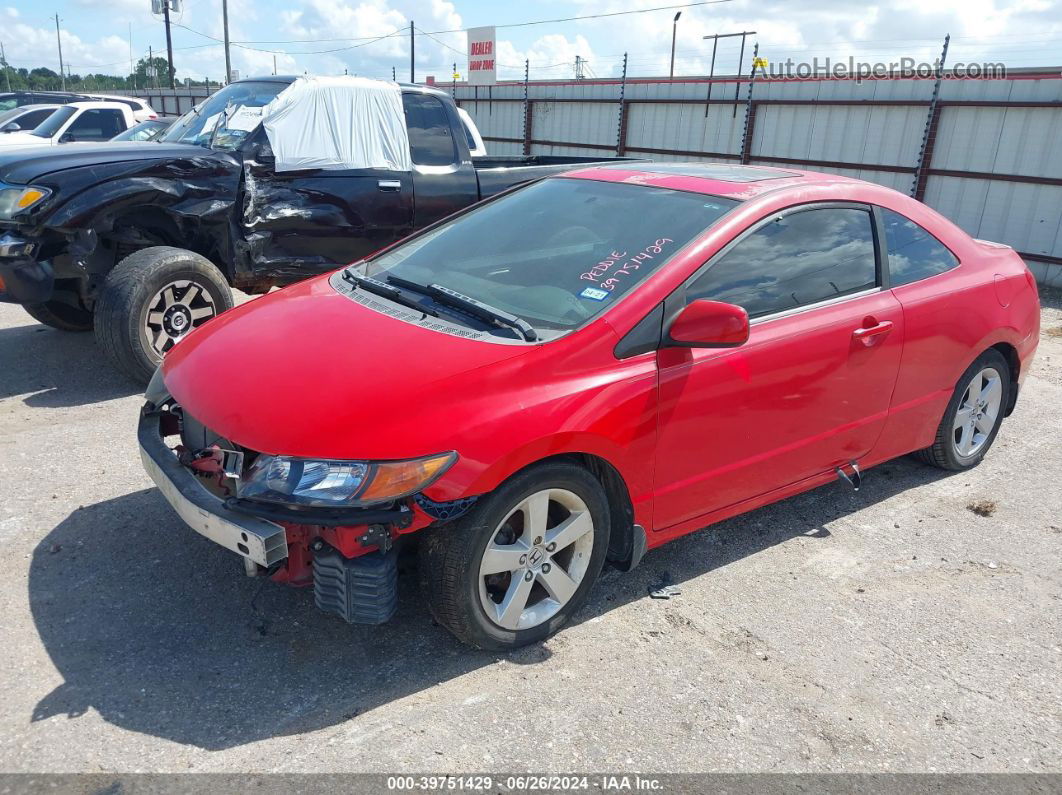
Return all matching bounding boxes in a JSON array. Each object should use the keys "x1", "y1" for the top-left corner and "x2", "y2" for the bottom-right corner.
[
  {"x1": 225, "y1": 105, "x2": 264, "y2": 132},
  {"x1": 580, "y1": 287, "x2": 610, "y2": 301}
]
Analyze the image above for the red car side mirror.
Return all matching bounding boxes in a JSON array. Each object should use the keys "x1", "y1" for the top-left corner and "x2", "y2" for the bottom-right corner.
[{"x1": 667, "y1": 299, "x2": 750, "y2": 348}]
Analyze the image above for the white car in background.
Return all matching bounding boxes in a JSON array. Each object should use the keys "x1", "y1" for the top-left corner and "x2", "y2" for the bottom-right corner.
[
  {"x1": 85, "y1": 94, "x2": 158, "y2": 123},
  {"x1": 0, "y1": 104, "x2": 62, "y2": 134},
  {"x1": 0, "y1": 101, "x2": 137, "y2": 148}
]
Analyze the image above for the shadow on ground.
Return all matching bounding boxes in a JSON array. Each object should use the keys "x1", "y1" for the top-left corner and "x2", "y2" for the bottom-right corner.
[
  {"x1": 0, "y1": 322, "x2": 139, "y2": 406},
  {"x1": 29, "y1": 459, "x2": 950, "y2": 751}
]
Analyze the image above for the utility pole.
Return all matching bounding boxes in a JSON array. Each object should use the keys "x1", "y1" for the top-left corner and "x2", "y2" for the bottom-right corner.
[
  {"x1": 222, "y1": 0, "x2": 232, "y2": 84},
  {"x1": 0, "y1": 42, "x2": 11, "y2": 93},
  {"x1": 669, "y1": 11, "x2": 681, "y2": 79},
  {"x1": 128, "y1": 23, "x2": 136, "y2": 90},
  {"x1": 54, "y1": 14, "x2": 66, "y2": 90},
  {"x1": 409, "y1": 21, "x2": 414, "y2": 83},
  {"x1": 163, "y1": 0, "x2": 175, "y2": 89},
  {"x1": 149, "y1": 45, "x2": 157, "y2": 89}
]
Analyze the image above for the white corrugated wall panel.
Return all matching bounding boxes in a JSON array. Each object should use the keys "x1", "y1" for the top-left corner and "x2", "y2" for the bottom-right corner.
[
  {"x1": 934, "y1": 107, "x2": 1062, "y2": 179},
  {"x1": 923, "y1": 177, "x2": 1062, "y2": 257},
  {"x1": 534, "y1": 101, "x2": 617, "y2": 146},
  {"x1": 751, "y1": 104, "x2": 923, "y2": 166},
  {"x1": 624, "y1": 102, "x2": 744, "y2": 156},
  {"x1": 461, "y1": 100, "x2": 523, "y2": 142}
]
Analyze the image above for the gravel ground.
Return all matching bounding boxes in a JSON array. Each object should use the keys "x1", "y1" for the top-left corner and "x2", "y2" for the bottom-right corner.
[{"x1": 0, "y1": 290, "x2": 1059, "y2": 774}]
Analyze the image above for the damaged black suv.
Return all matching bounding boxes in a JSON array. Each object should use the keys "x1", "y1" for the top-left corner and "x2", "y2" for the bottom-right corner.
[{"x1": 0, "y1": 75, "x2": 633, "y2": 382}]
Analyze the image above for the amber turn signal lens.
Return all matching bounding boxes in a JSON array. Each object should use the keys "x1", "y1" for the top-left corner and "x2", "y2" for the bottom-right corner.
[
  {"x1": 15, "y1": 189, "x2": 47, "y2": 210},
  {"x1": 358, "y1": 452, "x2": 457, "y2": 503}
]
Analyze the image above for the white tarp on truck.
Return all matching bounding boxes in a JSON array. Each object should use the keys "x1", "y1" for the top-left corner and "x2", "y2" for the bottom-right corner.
[{"x1": 261, "y1": 76, "x2": 412, "y2": 173}]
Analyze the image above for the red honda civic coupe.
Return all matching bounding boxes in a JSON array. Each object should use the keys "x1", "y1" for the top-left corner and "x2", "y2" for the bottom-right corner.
[{"x1": 139, "y1": 164, "x2": 1040, "y2": 650}]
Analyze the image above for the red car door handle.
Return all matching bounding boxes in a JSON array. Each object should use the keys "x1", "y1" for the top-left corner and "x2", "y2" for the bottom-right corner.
[{"x1": 852, "y1": 320, "x2": 893, "y2": 346}]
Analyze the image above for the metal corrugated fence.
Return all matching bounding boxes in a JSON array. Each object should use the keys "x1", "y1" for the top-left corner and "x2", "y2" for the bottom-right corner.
[{"x1": 454, "y1": 71, "x2": 1062, "y2": 287}]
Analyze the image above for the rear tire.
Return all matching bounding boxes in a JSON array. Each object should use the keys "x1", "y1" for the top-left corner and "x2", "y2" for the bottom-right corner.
[
  {"x1": 94, "y1": 246, "x2": 233, "y2": 384},
  {"x1": 419, "y1": 462, "x2": 610, "y2": 650},
  {"x1": 23, "y1": 300, "x2": 93, "y2": 332},
  {"x1": 915, "y1": 349, "x2": 1011, "y2": 471}
]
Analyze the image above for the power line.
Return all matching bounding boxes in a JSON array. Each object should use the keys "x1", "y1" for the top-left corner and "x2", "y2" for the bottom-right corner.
[
  {"x1": 169, "y1": 20, "x2": 407, "y2": 55},
  {"x1": 193, "y1": 1, "x2": 738, "y2": 47},
  {"x1": 425, "y1": 1, "x2": 739, "y2": 34}
]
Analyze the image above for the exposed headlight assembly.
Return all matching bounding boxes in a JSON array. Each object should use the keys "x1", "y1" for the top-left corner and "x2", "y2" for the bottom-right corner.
[
  {"x1": 238, "y1": 452, "x2": 457, "y2": 508},
  {"x1": 0, "y1": 184, "x2": 50, "y2": 220}
]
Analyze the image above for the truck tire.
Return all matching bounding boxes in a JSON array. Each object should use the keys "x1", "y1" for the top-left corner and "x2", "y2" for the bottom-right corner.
[
  {"x1": 94, "y1": 246, "x2": 233, "y2": 384},
  {"x1": 419, "y1": 461, "x2": 611, "y2": 650},
  {"x1": 23, "y1": 300, "x2": 93, "y2": 332}
]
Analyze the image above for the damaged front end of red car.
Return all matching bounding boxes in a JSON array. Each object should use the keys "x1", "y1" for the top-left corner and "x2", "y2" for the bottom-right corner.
[{"x1": 138, "y1": 376, "x2": 475, "y2": 626}]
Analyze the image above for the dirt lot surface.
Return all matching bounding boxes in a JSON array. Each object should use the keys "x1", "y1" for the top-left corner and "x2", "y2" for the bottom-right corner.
[{"x1": 0, "y1": 290, "x2": 1059, "y2": 773}]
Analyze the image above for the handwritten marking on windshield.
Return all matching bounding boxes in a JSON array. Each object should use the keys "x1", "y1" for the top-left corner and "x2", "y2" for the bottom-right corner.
[{"x1": 580, "y1": 239, "x2": 674, "y2": 290}]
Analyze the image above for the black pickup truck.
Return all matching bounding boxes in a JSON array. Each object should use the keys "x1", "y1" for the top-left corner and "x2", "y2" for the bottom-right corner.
[{"x1": 0, "y1": 76, "x2": 638, "y2": 382}]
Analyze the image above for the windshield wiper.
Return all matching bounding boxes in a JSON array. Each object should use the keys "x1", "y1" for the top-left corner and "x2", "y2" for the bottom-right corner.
[
  {"x1": 342, "y1": 270, "x2": 438, "y2": 317},
  {"x1": 386, "y1": 275, "x2": 538, "y2": 342}
]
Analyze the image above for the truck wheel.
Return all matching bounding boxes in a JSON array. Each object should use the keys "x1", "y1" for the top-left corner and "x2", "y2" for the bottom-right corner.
[
  {"x1": 419, "y1": 462, "x2": 611, "y2": 650},
  {"x1": 914, "y1": 349, "x2": 1011, "y2": 471},
  {"x1": 94, "y1": 246, "x2": 233, "y2": 384},
  {"x1": 23, "y1": 300, "x2": 93, "y2": 332}
]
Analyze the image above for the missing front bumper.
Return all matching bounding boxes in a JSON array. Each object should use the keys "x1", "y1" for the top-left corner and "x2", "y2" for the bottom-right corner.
[{"x1": 138, "y1": 409, "x2": 288, "y2": 567}]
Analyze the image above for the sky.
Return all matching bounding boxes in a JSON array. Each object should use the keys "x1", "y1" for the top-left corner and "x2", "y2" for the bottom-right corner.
[{"x1": 1, "y1": 0, "x2": 1059, "y2": 84}]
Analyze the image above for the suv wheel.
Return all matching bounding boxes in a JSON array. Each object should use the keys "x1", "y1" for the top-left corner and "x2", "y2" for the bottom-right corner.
[
  {"x1": 419, "y1": 462, "x2": 611, "y2": 650},
  {"x1": 915, "y1": 349, "x2": 1011, "y2": 471},
  {"x1": 23, "y1": 300, "x2": 93, "y2": 332},
  {"x1": 94, "y1": 246, "x2": 233, "y2": 384}
]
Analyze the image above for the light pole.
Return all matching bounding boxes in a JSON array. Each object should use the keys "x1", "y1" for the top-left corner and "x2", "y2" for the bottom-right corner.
[
  {"x1": 222, "y1": 0, "x2": 232, "y2": 84},
  {"x1": 669, "y1": 11, "x2": 682, "y2": 79}
]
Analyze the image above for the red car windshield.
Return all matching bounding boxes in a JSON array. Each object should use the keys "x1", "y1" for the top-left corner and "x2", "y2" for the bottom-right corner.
[{"x1": 361, "y1": 178, "x2": 738, "y2": 332}]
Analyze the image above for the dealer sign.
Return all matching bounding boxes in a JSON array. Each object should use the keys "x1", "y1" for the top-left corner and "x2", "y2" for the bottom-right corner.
[{"x1": 467, "y1": 26, "x2": 497, "y2": 86}]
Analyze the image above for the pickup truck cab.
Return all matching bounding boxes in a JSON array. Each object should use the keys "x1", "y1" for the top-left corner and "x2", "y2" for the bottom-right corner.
[{"x1": 0, "y1": 76, "x2": 637, "y2": 382}]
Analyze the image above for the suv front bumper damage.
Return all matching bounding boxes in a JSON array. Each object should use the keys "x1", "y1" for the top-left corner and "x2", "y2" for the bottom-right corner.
[
  {"x1": 138, "y1": 408, "x2": 288, "y2": 568},
  {"x1": 0, "y1": 233, "x2": 50, "y2": 303}
]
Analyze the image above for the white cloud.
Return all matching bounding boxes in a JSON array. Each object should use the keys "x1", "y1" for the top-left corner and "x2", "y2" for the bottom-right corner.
[{"x1": 496, "y1": 34, "x2": 597, "y2": 81}]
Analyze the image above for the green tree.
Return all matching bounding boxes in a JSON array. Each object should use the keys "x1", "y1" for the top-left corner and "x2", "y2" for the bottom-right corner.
[{"x1": 133, "y1": 55, "x2": 171, "y2": 89}]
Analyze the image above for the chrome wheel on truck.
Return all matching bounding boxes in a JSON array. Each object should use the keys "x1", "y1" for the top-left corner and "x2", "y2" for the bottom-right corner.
[
  {"x1": 478, "y1": 488, "x2": 596, "y2": 631},
  {"x1": 420, "y1": 462, "x2": 611, "y2": 650}
]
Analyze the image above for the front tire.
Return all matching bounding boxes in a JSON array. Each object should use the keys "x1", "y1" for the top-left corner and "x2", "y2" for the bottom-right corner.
[
  {"x1": 915, "y1": 349, "x2": 1011, "y2": 471},
  {"x1": 419, "y1": 462, "x2": 611, "y2": 650},
  {"x1": 23, "y1": 300, "x2": 93, "y2": 332},
  {"x1": 94, "y1": 246, "x2": 233, "y2": 384}
]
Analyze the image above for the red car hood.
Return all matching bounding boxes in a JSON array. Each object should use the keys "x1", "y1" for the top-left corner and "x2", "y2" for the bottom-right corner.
[{"x1": 162, "y1": 273, "x2": 534, "y2": 458}]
